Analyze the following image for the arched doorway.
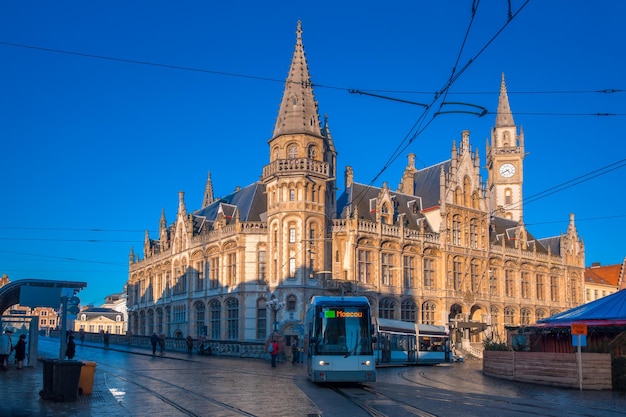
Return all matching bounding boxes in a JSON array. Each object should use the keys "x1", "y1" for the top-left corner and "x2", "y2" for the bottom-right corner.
[
  {"x1": 281, "y1": 321, "x2": 303, "y2": 364},
  {"x1": 469, "y1": 305, "x2": 489, "y2": 343},
  {"x1": 449, "y1": 304, "x2": 464, "y2": 344}
]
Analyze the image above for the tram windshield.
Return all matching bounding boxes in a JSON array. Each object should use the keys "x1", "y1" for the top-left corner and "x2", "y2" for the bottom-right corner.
[{"x1": 314, "y1": 306, "x2": 372, "y2": 355}]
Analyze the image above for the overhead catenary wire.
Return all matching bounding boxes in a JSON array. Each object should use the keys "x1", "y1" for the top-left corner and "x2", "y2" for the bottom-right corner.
[
  {"x1": 0, "y1": 1, "x2": 621, "y2": 276},
  {"x1": 505, "y1": 157, "x2": 626, "y2": 211},
  {"x1": 349, "y1": 0, "x2": 531, "y2": 208}
]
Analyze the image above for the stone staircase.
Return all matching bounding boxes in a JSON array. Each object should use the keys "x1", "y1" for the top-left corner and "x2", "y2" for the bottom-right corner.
[{"x1": 458, "y1": 340, "x2": 484, "y2": 360}]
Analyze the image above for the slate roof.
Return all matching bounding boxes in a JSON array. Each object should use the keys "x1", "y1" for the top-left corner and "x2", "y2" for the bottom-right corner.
[
  {"x1": 336, "y1": 182, "x2": 434, "y2": 233},
  {"x1": 412, "y1": 160, "x2": 450, "y2": 211},
  {"x1": 82, "y1": 307, "x2": 118, "y2": 314},
  {"x1": 193, "y1": 182, "x2": 267, "y2": 231},
  {"x1": 536, "y1": 288, "x2": 626, "y2": 327},
  {"x1": 489, "y1": 216, "x2": 550, "y2": 254},
  {"x1": 537, "y1": 236, "x2": 562, "y2": 257}
]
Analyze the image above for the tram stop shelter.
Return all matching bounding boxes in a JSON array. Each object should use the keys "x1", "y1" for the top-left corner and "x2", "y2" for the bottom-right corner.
[{"x1": 0, "y1": 279, "x2": 87, "y2": 367}]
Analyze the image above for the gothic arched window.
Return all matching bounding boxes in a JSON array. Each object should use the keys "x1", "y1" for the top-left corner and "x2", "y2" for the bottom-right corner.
[
  {"x1": 379, "y1": 298, "x2": 395, "y2": 319},
  {"x1": 401, "y1": 299, "x2": 417, "y2": 322}
]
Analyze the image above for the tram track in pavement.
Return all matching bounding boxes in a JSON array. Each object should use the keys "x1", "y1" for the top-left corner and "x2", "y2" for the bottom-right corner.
[
  {"x1": 395, "y1": 369, "x2": 624, "y2": 417},
  {"x1": 93, "y1": 355, "x2": 309, "y2": 417},
  {"x1": 101, "y1": 368, "x2": 257, "y2": 417},
  {"x1": 39, "y1": 339, "x2": 318, "y2": 417},
  {"x1": 330, "y1": 384, "x2": 438, "y2": 417}
]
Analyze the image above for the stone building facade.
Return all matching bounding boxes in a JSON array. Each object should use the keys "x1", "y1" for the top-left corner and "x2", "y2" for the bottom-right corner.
[{"x1": 126, "y1": 22, "x2": 585, "y2": 349}]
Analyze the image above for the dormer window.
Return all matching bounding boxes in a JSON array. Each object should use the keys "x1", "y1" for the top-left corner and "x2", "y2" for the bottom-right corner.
[{"x1": 381, "y1": 202, "x2": 391, "y2": 224}]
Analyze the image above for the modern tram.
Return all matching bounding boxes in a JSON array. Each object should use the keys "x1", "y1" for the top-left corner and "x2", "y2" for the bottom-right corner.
[
  {"x1": 305, "y1": 296, "x2": 376, "y2": 383},
  {"x1": 374, "y1": 317, "x2": 450, "y2": 366}
]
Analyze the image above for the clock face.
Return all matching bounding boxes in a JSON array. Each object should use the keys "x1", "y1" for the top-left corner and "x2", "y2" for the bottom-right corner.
[{"x1": 499, "y1": 163, "x2": 516, "y2": 178}]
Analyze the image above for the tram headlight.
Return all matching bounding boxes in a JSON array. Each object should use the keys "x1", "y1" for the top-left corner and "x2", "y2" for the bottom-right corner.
[
  {"x1": 319, "y1": 360, "x2": 329, "y2": 366},
  {"x1": 362, "y1": 360, "x2": 371, "y2": 366}
]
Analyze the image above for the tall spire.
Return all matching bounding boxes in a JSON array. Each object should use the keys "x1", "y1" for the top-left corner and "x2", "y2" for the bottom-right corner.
[
  {"x1": 496, "y1": 73, "x2": 515, "y2": 127},
  {"x1": 272, "y1": 21, "x2": 321, "y2": 139},
  {"x1": 202, "y1": 171, "x2": 214, "y2": 207}
]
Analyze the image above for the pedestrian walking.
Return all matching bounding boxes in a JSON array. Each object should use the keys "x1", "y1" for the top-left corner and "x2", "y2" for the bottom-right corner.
[
  {"x1": 186, "y1": 335, "x2": 194, "y2": 355},
  {"x1": 0, "y1": 329, "x2": 13, "y2": 370},
  {"x1": 14, "y1": 334, "x2": 26, "y2": 369},
  {"x1": 159, "y1": 334, "x2": 166, "y2": 354},
  {"x1": 65, "y1": 335, "x2": 76, "y2": 359},
  {"x1": 291, "y1": 338, "x2": 299, "y2": 364},
  {"x1": 269, "y1": 339, "x2": 279, "y2": 368},
  {"x1": 150, "y1": 332, "x2": 159, "y2": 355},
  {"x1": 103, "y1": 331, "x2": 110, "y2": 348},
  {"x1": 79, "y1": 329, "x2": 85, "y2": 345}
]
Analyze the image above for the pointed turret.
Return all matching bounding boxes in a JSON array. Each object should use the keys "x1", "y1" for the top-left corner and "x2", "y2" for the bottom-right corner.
[
  {"x1": 202, "y1": 171, "x2": 214, "y2": 207},
  {"x1": 159, "y1": 208, "x2": 167, "y2": 231},
  {"x1": 272, "y1": 21, "x2": 321, "y2": 139},
  {"x1": 158, "y1": 208, "x2": 169, "y2": 250},
  {"x1": 397, "y1": 153, "x2": 417, "y2": 194},
  {"x1": 496, "y1": 73, "x2": 515, "y2": 127},
  {"x1": 177, "y1": 191, "x2": 187, "y2": 218},
  {"x1": 566, "y1": 213, "x2": 578, "y2": 236},
  {"x1": 143, "y1": 230, "x2": 151, "y2": 258},
  {"x1": 321, "y1": 114, "x2": 336, "y2": 155}
]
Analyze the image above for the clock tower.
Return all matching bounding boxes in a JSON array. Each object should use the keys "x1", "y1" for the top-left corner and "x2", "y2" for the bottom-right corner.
[{"x1": 486, "y1": 73, "x2": 524, "y2": 221}]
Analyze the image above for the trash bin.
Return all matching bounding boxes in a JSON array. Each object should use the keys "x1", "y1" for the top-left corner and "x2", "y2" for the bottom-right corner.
[
  {"x1": 79, "y1": 361, "x2": 97, "y2": 395},
  {"x1": 40, "y1": 359, "x2": 55, "y2": 396},
  {"x1": 39, "y1": 359, "x2": 83, "y2": 402}
]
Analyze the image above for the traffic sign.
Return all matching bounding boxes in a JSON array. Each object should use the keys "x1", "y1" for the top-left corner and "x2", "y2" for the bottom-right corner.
[{"x1": 571, "y1": 323, "x2": 587, "y2": 336}]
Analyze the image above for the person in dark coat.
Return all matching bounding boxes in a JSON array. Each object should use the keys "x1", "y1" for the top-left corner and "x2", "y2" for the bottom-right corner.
[
  {"x1": 65, "y1": 335, "x2": 76, "y2": 359},
  {"x1": 186, "y1": 335, "x2": 194, "y2": 355},
  {"x1": 14, "y1": 334, "x2": 26, "y2": 369},
  {"x1": 150, "y1": 332, "x2": 159, "y2": 355},
  {"x1": 158, "y1": 334, "x2": 166, "y2": 354},
  {"x1": 291, "y1": 338, "x2": 299, "y2": 364}
]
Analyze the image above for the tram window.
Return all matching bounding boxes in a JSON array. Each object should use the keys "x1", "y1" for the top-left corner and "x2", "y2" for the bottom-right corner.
[
  {"x1": 314, "y1": 307, "x2": 372, "y2": 355},
  {"x1": 419, "y1": 336, "x2": 443, "y2": 351}
]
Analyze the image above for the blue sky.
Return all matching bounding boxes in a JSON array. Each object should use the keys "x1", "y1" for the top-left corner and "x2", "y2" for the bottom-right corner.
[{"x1": 1, "y1": 1, "x2": 624, "y2": 306}]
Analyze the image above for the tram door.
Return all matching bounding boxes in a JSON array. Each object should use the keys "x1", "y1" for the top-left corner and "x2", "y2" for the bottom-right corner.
[{"x1": 407, "y1": 334, "x2": 416, "y2": 363}]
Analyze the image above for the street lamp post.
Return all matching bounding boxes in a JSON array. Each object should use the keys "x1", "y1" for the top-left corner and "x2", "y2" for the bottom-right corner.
[{"x1": 267, "y1": 299, "x2": 285, "y2": 332}]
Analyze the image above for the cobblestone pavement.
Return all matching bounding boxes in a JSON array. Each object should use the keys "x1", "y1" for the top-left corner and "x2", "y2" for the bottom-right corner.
[
  {"x1": 2, "y1": 338, "x2": 625, "y2": 417},
  {"x1": 1, "y1": 337, "x2": 320, "y2": 417}
]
